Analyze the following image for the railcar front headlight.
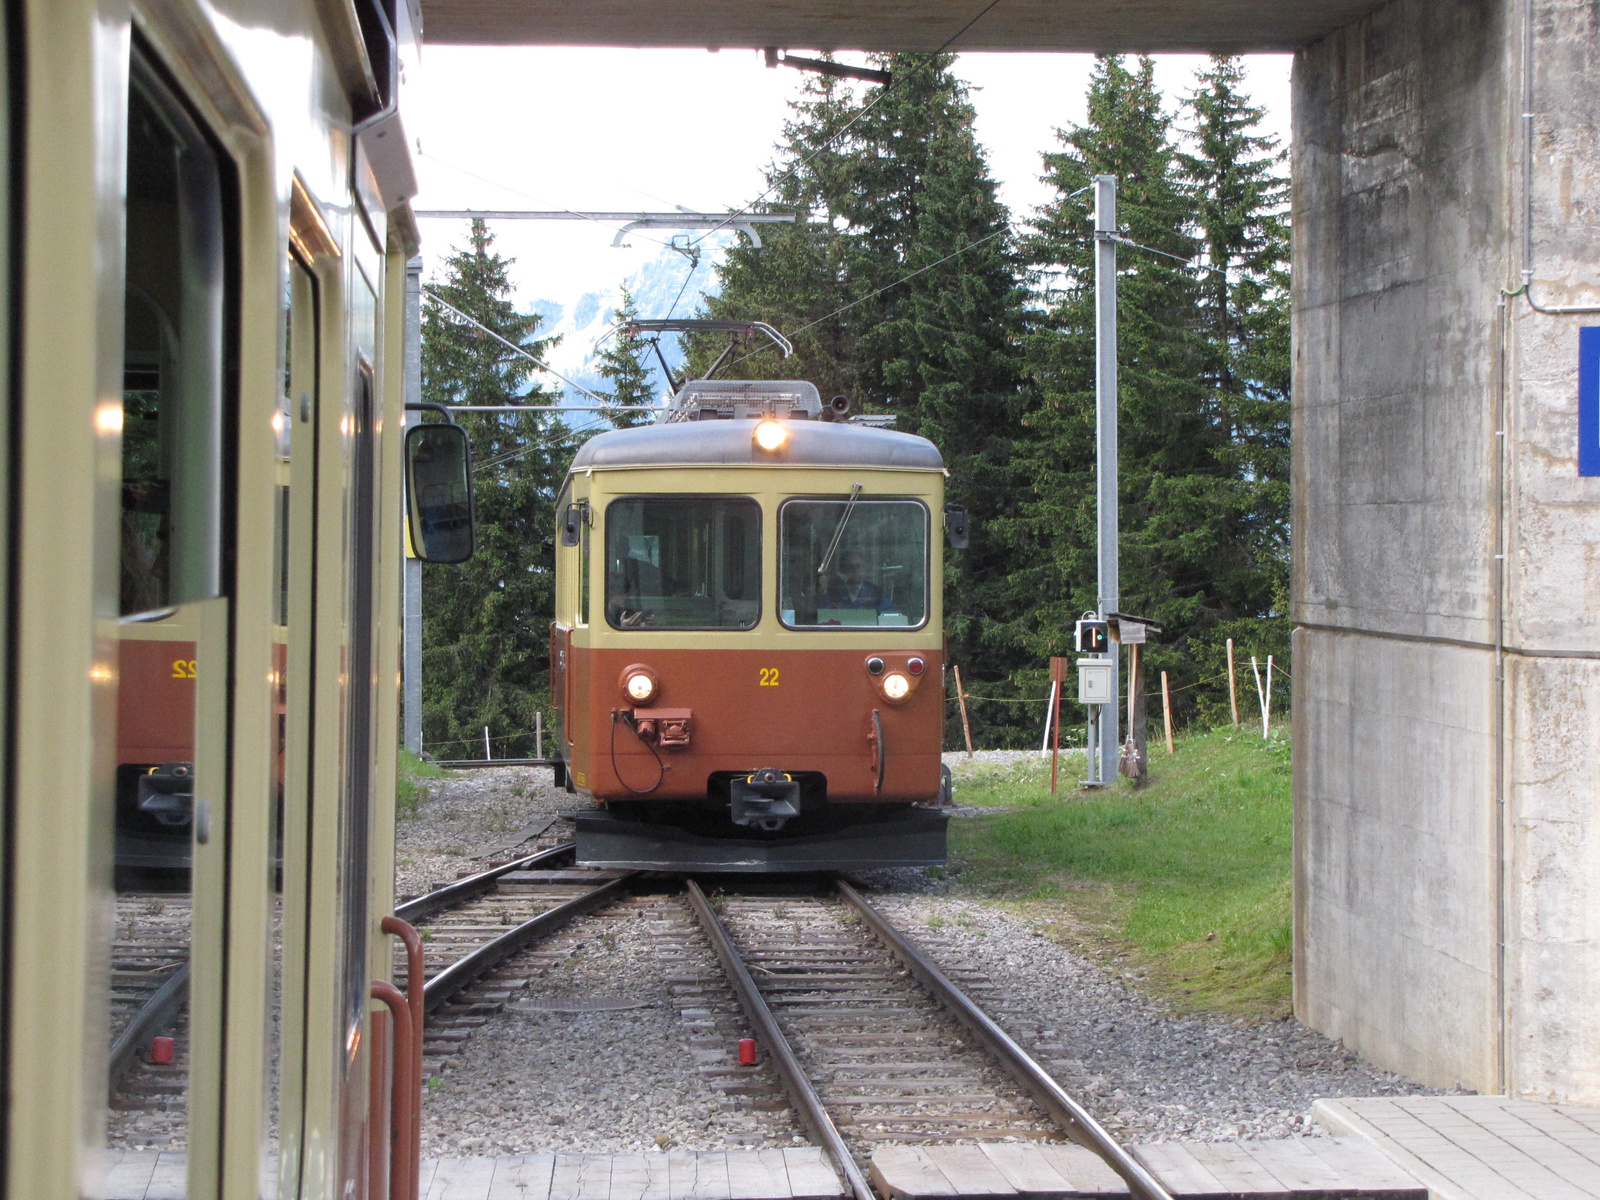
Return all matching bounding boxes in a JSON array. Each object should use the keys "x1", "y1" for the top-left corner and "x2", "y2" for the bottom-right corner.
[
  {"x1": 620, "y1": 664, "x2": 659, "y2": 704},
  {"x1": 882, "y1": 672, "x2": 911, "y2": 701},
  {"x1": 753, "y1": 419, "x2": 788, "y2": 451}
]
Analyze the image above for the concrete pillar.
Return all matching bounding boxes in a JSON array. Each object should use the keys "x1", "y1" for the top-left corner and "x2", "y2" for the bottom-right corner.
[{"x1": 1294, "y1": 0, "x2": 1600, "y2": 1102}]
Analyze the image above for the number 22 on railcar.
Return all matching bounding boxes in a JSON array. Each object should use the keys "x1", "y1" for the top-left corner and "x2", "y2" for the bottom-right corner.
[{"x1": 551, "y1": 379, "x2": 964, "y2": 872}]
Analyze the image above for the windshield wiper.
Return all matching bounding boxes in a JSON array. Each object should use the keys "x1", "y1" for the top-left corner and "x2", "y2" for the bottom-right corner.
[{"x1": 816, "y1": 482, "x2": 863, "y2": 578}]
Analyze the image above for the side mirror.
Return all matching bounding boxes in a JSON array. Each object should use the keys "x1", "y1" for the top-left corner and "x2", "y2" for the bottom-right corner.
[
  {"x1": 944, "y1": 503, "x2": 969, "y2": 550},
  {"x1": 560, "y1": 501, "x2": 587, "y2": 547},
  {"x1": 405, "y1": 423, "x2": 475, "y2": 564}
]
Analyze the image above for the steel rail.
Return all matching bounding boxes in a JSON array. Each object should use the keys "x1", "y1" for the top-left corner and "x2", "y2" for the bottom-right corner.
[
  {"x1": 836, "y1": 880, "x2": 1175, "y2": 1200},
  {"x1": 683, "y1": 879, "x2": 875, "y2": 1200},
  {"x1": 422, "y1": 874, "x2": 634, "y2": 1013},
  {"x1": 396, "y1": 840, "x2": 574, "y2": 924},
  {"x1": 108, "y1": 961, "x2": 190, "y2": 1089}
]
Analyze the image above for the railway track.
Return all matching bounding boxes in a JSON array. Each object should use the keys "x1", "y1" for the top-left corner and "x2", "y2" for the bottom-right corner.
[
  {"x1": 108, "y1": 893, "x2": 191, "y2": 1145},
  {"x1": 684, "y1": 878, "x2": 1172, "y2": 1200},
  {"x1": 400, "y1": 842, "x2": 641, "y2": 1074},
  {"x1": 401, "y1": 859, "x2": 1169, "y2": 1200}
]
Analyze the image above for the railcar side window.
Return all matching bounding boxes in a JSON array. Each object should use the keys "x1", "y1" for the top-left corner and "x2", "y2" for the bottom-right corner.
[
  {"x1": 120, "y1": 65, "x2": 225, "y2": 616},
  {"x1": 780, "y1": 499, "x2": 929, "y2": 629},
  {"x1": 604, "y1": 497, "x2": 760, "y2": 630}
]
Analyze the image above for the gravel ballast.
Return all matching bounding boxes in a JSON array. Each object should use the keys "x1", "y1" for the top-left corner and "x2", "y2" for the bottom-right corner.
[
  {"x1": 395, "y1": 764, "x2": 571, "y2": 900},
  {"x1": 864, "y1": 893, "x2": 1452, "y2": 1144},
  {"x1": 399, "y1": 756, "x2": 1452, "y2": 1154}
]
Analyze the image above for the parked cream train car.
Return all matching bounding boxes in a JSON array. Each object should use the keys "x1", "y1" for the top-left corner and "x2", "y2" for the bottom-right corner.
[{"x1": 0, "y1": 2, "x2": 464, "y2": 1197}]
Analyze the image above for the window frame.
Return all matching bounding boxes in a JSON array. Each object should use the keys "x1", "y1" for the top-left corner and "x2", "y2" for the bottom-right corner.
[
  {"x1": 601, "y1": 494, "x2": 764, "y2": 633},
  {"x1": 777, "y1": 495, "x2": 932, "y2": 632}
]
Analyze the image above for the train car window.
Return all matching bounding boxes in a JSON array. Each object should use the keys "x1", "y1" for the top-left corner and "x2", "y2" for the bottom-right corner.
[
  {"x1": 603, "y1": 497, "x2": 760, "y2": 630},
  {"x1": 121, "y1": 62, "x2": 225, "y2": 616},
  {"x1": 109, "y1": 45, "x2": 236, "y2": 1188},
  {"x1": 579, "y1": 509, "x2": 590, "y2": 626},
  {"x1": 340, "y1": 365, "x2": 377, "y2": 1063},
  {"x1": 780, "y1": 499, "x2": 929, "y2": 629}
]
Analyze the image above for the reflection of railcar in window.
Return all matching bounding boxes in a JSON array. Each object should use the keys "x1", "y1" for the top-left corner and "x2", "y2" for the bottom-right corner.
[{"x1": 551, "y1": 378, "x2": 961, "y2": 873}]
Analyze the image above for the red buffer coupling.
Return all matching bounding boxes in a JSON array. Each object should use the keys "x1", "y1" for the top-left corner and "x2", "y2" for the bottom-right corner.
[{"x1": 737, "y1": 1038, "x2": 756, "y2": 1066}]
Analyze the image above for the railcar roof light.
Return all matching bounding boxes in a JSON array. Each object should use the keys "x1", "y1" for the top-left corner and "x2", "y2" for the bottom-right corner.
[{"x1": 753, "y1": 418, "x2": 787, "y2": 451}]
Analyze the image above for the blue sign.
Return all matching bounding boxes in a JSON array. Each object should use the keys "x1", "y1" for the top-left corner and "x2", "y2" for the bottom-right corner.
[{"x1": 1582, "y1": 326, "x2": 1600, "y2": 476}]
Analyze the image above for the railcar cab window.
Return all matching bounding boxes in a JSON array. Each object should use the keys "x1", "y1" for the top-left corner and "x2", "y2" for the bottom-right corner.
[
  {"x1": 781, "y1": 499, "x2": 928, "y2": 629},
  {"x1": 604, "y1": 497, "x2": 760, "y2": 630}
]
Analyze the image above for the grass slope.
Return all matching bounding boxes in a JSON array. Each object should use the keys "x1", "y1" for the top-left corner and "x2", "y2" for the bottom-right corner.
[
  {"x1": 949, "y1": 727, "x2": 1293, "y2": 1018},
  {"x1": 397, "y1": 747, "x2": 445, "y2": 818}
]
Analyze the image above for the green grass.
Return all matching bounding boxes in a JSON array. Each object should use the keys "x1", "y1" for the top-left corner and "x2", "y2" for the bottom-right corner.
[
  {"x1": 950, "y1": 726, "x2": 1293, "y2": 1018},
  {"x1": 396, "y1": 747, "x2": 445, "y2": 818}
]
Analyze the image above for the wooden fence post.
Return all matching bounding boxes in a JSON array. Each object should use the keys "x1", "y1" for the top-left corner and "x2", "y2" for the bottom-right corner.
[
  {"x1": 953, "y1": 665, "x2": 974, "y2": 759},
  {"x1": 1226, "y1": 637, "x2": 1240, "y2": 728},
  {"x1": 1160, "y1": 670, "x2": 1175, "y2": 755},
  {"x1": 1264, "y1": 654, "x2": 1274, "y2": 737},
  {"x1": 1049, "y1": 657, "x2": 1064, "y2": 795}
]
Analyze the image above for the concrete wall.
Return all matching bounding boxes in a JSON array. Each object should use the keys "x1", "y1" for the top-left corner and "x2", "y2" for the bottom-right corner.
[{"x1": 1294, "y1": 0, "x2": 1600, "y2": 1100}]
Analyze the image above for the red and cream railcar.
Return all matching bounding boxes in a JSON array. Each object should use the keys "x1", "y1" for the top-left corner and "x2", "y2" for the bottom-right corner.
[{"x1": 551, "y1": 381, "x2": 956, "y2": 871}]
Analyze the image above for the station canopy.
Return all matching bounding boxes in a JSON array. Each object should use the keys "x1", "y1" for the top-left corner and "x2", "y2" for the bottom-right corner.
[{"x1": 419, "y1": 0, "x2": 1387, "y2": 53}]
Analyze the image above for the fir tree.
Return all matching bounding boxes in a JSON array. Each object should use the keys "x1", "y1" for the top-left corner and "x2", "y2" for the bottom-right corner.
[
  {"x1": 1010, "y1": 55, "x2": 1220, "y2": 729},
  {"x1": 841, "y1": 54, "x2": 1029, "y2": 739},
  {"x1": 698, "y1": 54, "x2": 1030, "y2": 745},
  {"x1": 594, "y1": 285, "x2": 657, "y2": 427},
  {"x1": 419, "y1": 219, "x2": 567, "y2": 758},
  {"x1": 1177, "y1": 56, "x2": 1292, "y2": 695},
  {"x1": 689, "y1": 67, "x2": 866, "y2": 400}
]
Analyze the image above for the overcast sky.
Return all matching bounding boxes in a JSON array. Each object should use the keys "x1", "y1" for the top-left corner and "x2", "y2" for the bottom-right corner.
[{"x1": 408, "y1": 48, "x2": 1292, "y2": 310}]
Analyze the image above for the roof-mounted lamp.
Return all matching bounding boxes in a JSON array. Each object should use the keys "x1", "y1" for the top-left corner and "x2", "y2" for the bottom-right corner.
[{"x1": 753, "y1": 419, "x2": 788, "y2": 452}]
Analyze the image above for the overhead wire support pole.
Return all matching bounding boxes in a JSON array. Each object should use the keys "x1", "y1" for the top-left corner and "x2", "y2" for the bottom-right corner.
[{"x1": 1094, "y1": 175, "x2": 1120, "y2": 787}]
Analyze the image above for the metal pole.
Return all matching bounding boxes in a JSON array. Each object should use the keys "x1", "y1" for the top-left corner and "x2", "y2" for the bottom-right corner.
[
  {"x1": 402, "y1": 258, "x2": 424, "y2": 755},
  {"x1": 1094, "y1": 176, "x2": 1120, "y2": 786}
]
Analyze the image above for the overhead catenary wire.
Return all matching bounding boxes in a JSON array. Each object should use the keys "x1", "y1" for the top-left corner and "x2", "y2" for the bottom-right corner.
[
  {"x1": 423, "y1": 287, "x2": 611, "y2": 406},
  {"x1": 684, "y1": 0, "x2": 1007, "y2": 250},
  {"x1": 417, "y1": 150, "x2": 681, "y2": 254},
  {"x1": 716, "y1": 226, "x2": 1009, "y2": 376}
]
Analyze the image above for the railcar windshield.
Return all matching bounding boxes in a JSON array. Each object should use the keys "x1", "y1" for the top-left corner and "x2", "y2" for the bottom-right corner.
[
  {"x1": 604, "y1": 496, "x2": 761, "y2": 630},
  {"x1": 780, "y1": 498, "x2": 929, "y2": 629}
]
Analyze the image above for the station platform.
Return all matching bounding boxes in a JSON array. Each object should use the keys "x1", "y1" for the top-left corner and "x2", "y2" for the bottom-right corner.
[
  {"x1": 102, "y1": 1099, "x2": 1600, "y2": 1200},
  {"x1": 1315, "y1": 1095, "x2": 1600, "y2": 1200}
]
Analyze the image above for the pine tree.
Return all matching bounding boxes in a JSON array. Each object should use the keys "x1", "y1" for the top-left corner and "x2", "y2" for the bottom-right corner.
[
  {"x1": 698, "y1": 54, "x2": 1030, "y2": 745},
  {"x1": 840, "y1": 54, "x2": 1029, "y2": 742},
  {"x1": 419, "y1": 219, "x2": 567, "y2": 759},
  {"x1": 1177, "y1": 56, "x2": 1292, "y2": 703},
  {"x1": 594, "y1": 285, "x2": 657, "y2": 427},
  {"x1": 689, "y1": 67, "x2": 866, "y2": 400},
  {"x1": 1010, "y1": 55, "x2": 1222, "y2": 731}
]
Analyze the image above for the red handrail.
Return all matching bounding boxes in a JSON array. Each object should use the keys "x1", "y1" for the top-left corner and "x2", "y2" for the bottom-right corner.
[
  {"x1": 380, "y1": 915, "x2": 426, "y2": 1200},
  {"x1": 367, "y1": 1008, "x2": 392, "y2": 1199},
  {"x1": 370, "y1": 980, "x2": 417, "y2": 1200}
]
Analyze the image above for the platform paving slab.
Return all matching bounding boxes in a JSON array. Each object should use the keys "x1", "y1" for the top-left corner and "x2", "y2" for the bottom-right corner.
[
  {"x1": 422, "y1": 1148, "x2": 845, "y2": 1200},
  {"x1": 870, "y1": 1140, "x2": 1425, "y2": 1200},
  {"x1": 1315, "y1": 1096, "x2": 1600, "y2": 1200}
]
